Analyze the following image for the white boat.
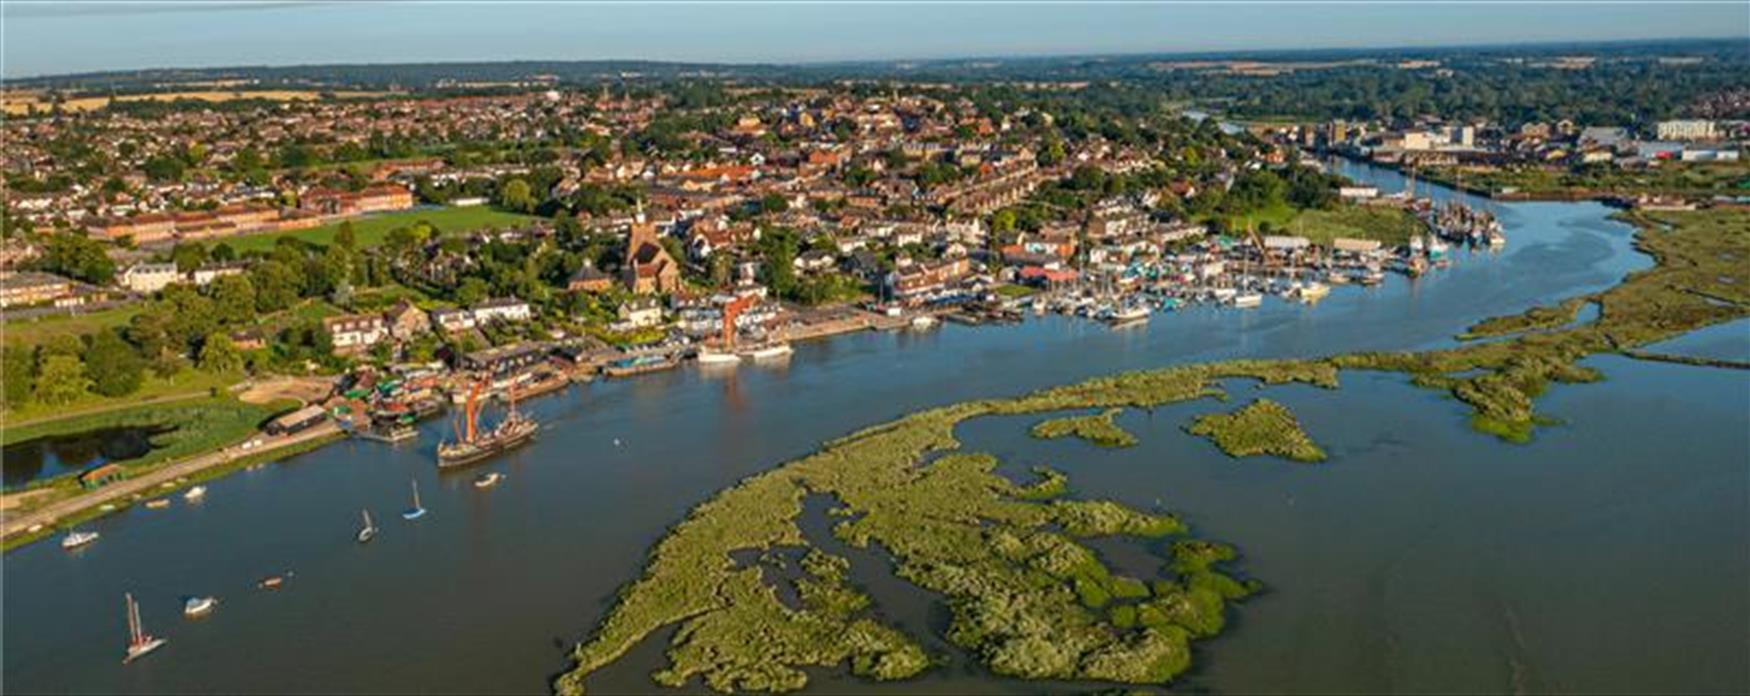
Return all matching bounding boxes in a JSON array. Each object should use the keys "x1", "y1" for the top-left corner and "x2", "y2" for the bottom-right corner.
[
  {"x1": 1297, "y1": 282, "x2": 1331, "y2": 303},
  {"x1": 356, "y1": 509, "x2": 377, "y2": 543},
  {"x1": 401, "y1": 480, "x2": 427, "y2": 520},
  {"x1": 1230, "y1": 292, "x2": 1264, "y2": 309},
  {"x1": 1105, "y1": 304, "x2": 1151, "y2": 326},
  {"x1": 745, "y1": 343, "x2": 793, "y2": 360},
  {"x1": 62, "y1": 531, "x2": 100, "y2": 550},
  {"x1": 695, "y1": 348, "x2": 742, "y2": 365},
  {"x1": 473, "y1": 472, "x2": 504, "y2": 489},
  {"x1": 183, "y1": 486, "x2": 207, "y2": 502},
  {"x1": 1210, "y1": 287, "x2": 1238, "y2": 302},
  {"x1": 910, "y1": 314, "x2": 939, "y2": 329},
  {"x1": 183, "y1": 596, "x2": 217, "y2": 618},
  {"x1": 122, "y1": 593, "x2": 167, "y2": 664}
]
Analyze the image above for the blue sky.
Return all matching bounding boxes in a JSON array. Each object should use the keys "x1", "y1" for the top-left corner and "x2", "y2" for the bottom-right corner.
[{"x1": 4, "y1": 1, "x2": 1747, "y2": 78}]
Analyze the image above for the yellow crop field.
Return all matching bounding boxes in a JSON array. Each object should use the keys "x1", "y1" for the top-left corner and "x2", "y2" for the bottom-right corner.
[{"x1": 2, "y1": 89, "x2": 394, "y2": 115}]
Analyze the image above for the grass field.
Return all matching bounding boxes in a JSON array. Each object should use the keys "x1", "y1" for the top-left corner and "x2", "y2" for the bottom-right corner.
[
  {"x1": 2, "y1": 305, "x2": 141, "y2": 348},
  {"x1": 222, "y1": 206, "x2": 538, "y2": 252},
  {"x1": 3, "y1": 89, "x2": 394, "y2": 116},
  {"x1": 1215, "y1": 202, "x2": 1423, "y2": 246}
]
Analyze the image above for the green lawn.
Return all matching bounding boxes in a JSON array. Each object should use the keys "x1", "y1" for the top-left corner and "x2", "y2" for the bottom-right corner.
[
  {"x1": 3, "y1": 305, "x2": 142, "y2": 348},
  {"x1": 1214, "y1": 202, "x2": 1422, "y2": 246},
  {"x1": 223, "y1": 206, "x2": 538, "y2": 253}
]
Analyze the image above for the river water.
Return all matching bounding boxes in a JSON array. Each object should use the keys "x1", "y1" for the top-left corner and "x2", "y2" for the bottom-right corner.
[{"x1": 4, "y1": 163, "x2": 1745, "y2": 694}]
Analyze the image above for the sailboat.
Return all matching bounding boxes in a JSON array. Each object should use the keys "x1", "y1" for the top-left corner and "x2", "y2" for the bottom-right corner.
[
  {"x1": 122, "y1": 593, "x2": 167, "y2": 664},
  {"x1": 357, "y1": 509, "x2": 378, "y2": 543},
  {"x1": 401, "y1": 480, "x2": 427, "y2": 520}
]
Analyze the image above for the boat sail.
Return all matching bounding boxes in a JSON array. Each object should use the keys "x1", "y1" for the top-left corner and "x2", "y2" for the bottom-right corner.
[
  {"x1": 436, "y1": 380, "x2": 538, "y2": 469},
  {"x1": 122, "y1": 593, "x2": 167, "y2": 664},
  {"x1": 401, "y1": 480, "x2": 427, "y2": 520}
]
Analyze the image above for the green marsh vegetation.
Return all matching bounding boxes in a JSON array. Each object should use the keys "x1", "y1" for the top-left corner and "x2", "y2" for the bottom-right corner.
[
  {"x1": 560, "y1": 210, "x2": 1748, "y2": 692},
  {"x1": 1029, "y1": 408, "x2": 1139, "y2": 448},
  {"x1": 1188, "y1": 399, "x2": 1326, "y2": 462}
]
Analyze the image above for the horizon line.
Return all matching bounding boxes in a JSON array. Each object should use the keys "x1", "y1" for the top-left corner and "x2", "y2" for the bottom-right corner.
[{"x1": 5, "y1": 34, "x2": 1743, "y2": 83}]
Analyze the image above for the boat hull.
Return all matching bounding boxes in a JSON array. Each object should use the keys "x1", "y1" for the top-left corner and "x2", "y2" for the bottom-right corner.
[
  {"x1": 437, "y1": 428, "x2": 537, "y2": 469},
  {"x1": 123, "y1": 638, "x2": 166, "y2": 664}
]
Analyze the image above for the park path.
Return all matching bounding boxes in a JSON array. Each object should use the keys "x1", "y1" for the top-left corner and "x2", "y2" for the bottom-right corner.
[{"x1": 2, "y1": 421, "x2": 342, "y2": 540}]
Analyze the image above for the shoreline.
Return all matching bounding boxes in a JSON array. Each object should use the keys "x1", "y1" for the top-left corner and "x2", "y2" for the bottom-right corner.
[{"x1": 1, "y1": 422, "x2": 343, "y2": 551}]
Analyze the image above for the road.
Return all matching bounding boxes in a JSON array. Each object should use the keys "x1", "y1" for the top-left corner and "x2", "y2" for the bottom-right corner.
[{"x1": 1, "y1": 421, "x2": 343, "y2": 540}]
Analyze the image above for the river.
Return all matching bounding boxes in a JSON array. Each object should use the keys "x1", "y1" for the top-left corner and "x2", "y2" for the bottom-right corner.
[{"x1": 4, "y1": 162, "x2": 1744, "y2": 694}]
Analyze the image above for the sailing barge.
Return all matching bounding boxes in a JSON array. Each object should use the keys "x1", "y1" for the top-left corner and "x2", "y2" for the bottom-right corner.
[{"x1": 436, "y1": 381, "x2": 538, "y2": 469}]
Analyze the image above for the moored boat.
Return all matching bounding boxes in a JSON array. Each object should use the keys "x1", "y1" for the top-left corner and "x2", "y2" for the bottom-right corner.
[
  {"x1": 436, "y1": 381, "x2": 539, "y2": 469},
  {"x1": 401, "y1": 480, "x2": 428, "y2": 519},
  {"x1": 474, "y1": 472, "x2": 504, "y2": 489},
  {"x1": 122, "y1": 593, "x2": 167, "y2": 664},
  {"x1": 183, "y1": 596, "x2": 217, "y2": 618},
  {"x1": 694, "y1": 348, "x2": 741, "y2": 366},
  {"x1": 744, "y1": 343, "x2": 793, "y2": 360},
  {"x1": 183, "y1": 486, "x2": 206, "y2": 502},
  {"x1": 357, "y1": 509, "x2": 377, "y2": 543},
  {"x1": 62, "y1": 531, "x2": 100, "y2": 550},
  {"x1": 1230, "y1": 292, "x2": 1264, "y2": 309}
]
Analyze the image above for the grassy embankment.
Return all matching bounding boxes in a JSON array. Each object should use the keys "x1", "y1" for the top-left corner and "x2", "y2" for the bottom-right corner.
[
  {"x1": 1417, "y1": 161, "x2": 1750, "y2": 198},
  {"x1": 1030, "y1": 408, "x2": 1139, "y2": 448},
  {"x1": 556, "y1": 209, "x2": 1747, "y2": 694},
  {"x1": 1217, "y1": 201, "x2": 1424, "y2": 246},
  {"x1": 2, "y1": 396, "x2": 289, "y2": 493},
  {"x1": 1187, "y1": 398, "x2": 1326, "y2": 463},
  {"x1": 1, "y1": 424, "x2": 337, "y2": 552},
  {"x1": 223, "y1": 206, "x2": 537, "y2": 253}
]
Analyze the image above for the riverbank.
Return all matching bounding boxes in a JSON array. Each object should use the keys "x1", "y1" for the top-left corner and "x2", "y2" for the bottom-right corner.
[{"x1": 1, "y1": 421, "x2": 343, "y2": 550}]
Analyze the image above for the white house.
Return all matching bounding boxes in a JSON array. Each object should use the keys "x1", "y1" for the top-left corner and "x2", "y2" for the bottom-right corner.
[
  {"x1": 323, "y1": 314, "x2": 389, "y2": 353},
  {"x1": 119, "y1": 262, "x2": 181, "y2": 294},
  {"x1": 472, "y1": 297, "x2": 532, "y2": 324},
  {"x1": 429, "y1": 308, "x2": 477, "y2": 333}
]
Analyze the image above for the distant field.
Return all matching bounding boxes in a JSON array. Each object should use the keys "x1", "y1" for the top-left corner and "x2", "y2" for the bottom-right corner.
[
  {"x1": 2, "y1": 89, "x2": 395, "y2": 115},
  {"x1": 222, "y1": 206, "x2": 538, "y2": 252}
]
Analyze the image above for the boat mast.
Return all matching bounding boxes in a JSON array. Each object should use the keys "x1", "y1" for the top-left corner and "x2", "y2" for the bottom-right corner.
[{"x1": 126, "y1": 593, "x2": 142, "y2": 645}]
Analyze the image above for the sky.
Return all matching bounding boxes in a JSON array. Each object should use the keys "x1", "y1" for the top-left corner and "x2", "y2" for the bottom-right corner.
[{"x1": 3, "y1": 1, "x2": 1747, "y2": 79}]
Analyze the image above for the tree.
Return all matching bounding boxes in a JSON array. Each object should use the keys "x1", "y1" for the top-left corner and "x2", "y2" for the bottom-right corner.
[
  {"x1": 455, "y1": 277, "x2": 490, "y2": 306},
  {"x1": 499, "y1": 178, "x2": 537, "y2": 213},
  {"x1": 333, "y1": 221, "x2": 358, "y2": 251},
  {"x1": 33, "y1": 354, "x2": 91, "y2": 405},
  {"x1": 198, "y1": 333, "x2": 243, "y2": 374},
  {"x1": 251, "y1": 260, "x2": 301, "y2": 313},
  {"x1": 170, "y1": 242, "x2": 209, "y2": 273},
  {"x1": 35, "y1": 233, "x2": 115, "y2": 284},
  {"x1": 209, "y1": 274, "x2": 257, "y2": 325},
  {"x1": 142, "y1": 155, "x2": 186, "y2": 182},
  {"x1": 3, "y1": 346, "x2": 35, "y2": 408},
  {"x1": 84, "y1": 330, "x2": 144, "y2": 397}
]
